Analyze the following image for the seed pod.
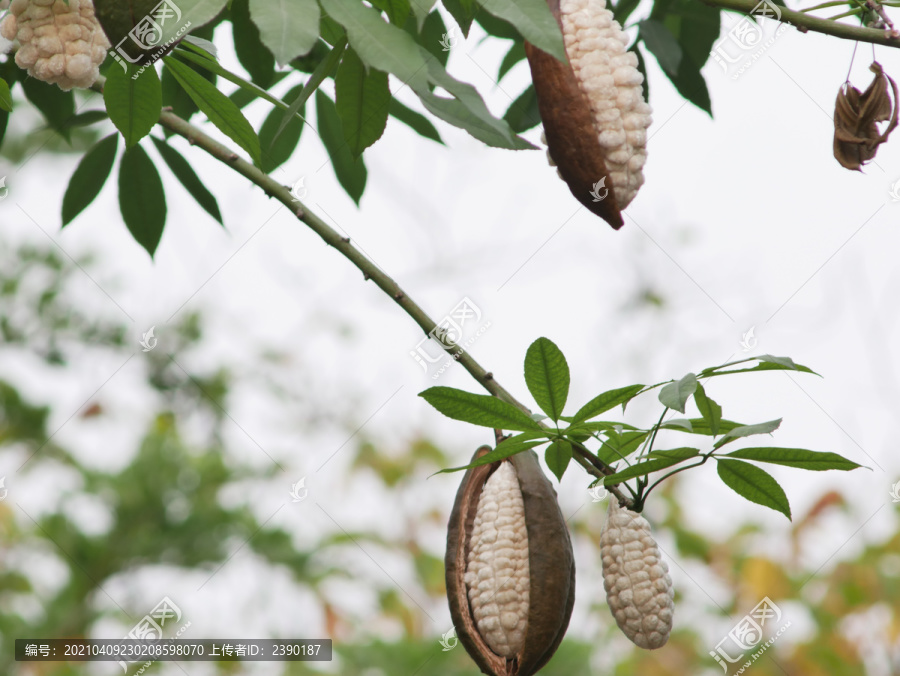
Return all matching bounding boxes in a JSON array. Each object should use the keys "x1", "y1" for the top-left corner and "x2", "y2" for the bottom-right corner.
[
  {"x1": 833, "y1": 61, "x2": 898, "y2": 171},
  {"x1": 0, "y1": 0, "x2": 110, "y2": 91},
  {"x1": 526, "y1": 0, "x2": 652, "y2": 229},
  {"x1": 599, "y1": 499, "x2": 674, "y2": 649},
  {"x1": 446, "y1": 447, "x2": 575, "y2": 676}
]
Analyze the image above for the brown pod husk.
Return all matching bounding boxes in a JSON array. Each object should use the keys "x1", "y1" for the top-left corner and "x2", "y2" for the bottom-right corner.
[
  {"x1": 834, "y1": 61, "x2": 899, "y2": 171},
  {"x1": 445, "y1": 446, "x2": 576, "y2": 676},
  {"x1": 526, "y1": 40, "x2": 624, "y2": 229}
]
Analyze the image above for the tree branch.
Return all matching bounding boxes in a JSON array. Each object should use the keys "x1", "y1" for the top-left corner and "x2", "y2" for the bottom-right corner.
[
  {"x1": 700, "y1": 0, "x2": 900, "y2": 46},
  {"x1": 153, "y1": 108, "x2": 638, "y2": 505}
]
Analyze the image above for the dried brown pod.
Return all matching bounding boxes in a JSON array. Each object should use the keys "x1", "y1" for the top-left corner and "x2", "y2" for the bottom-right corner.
[
  {"x1": 526, "y1": 0, "x2": 652, "y2": 230},
  {"x1": 445, "y1": 446, "x2": 575, "y2": 676},
  {"x1": 834, "y1": 61, "x2": 899, "y2": 171}
]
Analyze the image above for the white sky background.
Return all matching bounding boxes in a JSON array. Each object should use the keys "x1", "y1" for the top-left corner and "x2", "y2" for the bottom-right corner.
[{"x1": 2, "y1": 6, "x2": 900, "y2": 675}]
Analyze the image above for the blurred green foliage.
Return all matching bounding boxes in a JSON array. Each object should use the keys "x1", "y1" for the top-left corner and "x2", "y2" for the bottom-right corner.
[{"x1": 0, "y1": 243, "x2": 898, "y2": 676}]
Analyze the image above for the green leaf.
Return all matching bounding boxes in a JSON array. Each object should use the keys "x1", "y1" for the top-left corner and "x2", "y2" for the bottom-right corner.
[
  {"x1": 419, "y1": 386, "x2": 543, "y2": 432},
  {"x1": 174, "y1": 44, "x2": 298, "y2": 117},
  {"x1": 118, "y1": 144, "x2": 167, "y2": 258},
  {"x1": 271, "y1": 37, "x2": 347, "y2": 146},
  {"x1": 250, "y1": 0, "x2": 321, "y2": 65},
  {"x1": 498, "y1": 41, "x2": 526, "y2": 81},
  {"x1": 648, "y1": 447, "x2": 701, "y2": 461},
  {"x1": 614, "y1": 0, "x2": 642, "y2": 23},
  {"x1": 756, "y1": 354, "x2": 818, "y2": 373},
  {"x1": 321, "y1": 0, "x2": 528, "y2": 149},
  {"x1": 388, "y1": 98, "x2": 444, "y2": 143},
  {"x1": 320, "y1": 0, "x2": 429, "y2": 88},
  {"x1": 0, "y1": 78, "x2": 12, "y2": 112},
  {"x1": 664, "y1": 52, "x2": 711, "y2": 115},
  {"x1": 503, "y1": 84, "x2": 541, "y2": 133},
  {"x1": 693, "y1": 383, "x2": 722, "y2": 436},
  {"x1": 103, "y1": 65, "x2": 162, "y2": 149},
  {"x1": 61, "y1": 111, "x2": 110, "y2": 130},
  {"x1": 658, "y1": 373, "x2": 697, "y2": 413},
  {"x1": 654, "y1": 0, "x2": 720, "y2": 68},
  {"x1": 663, "y1": 418, "x2": 744, "y2": 436},
  {"x1": 21, "y1": 77, "x2": 75, "y2": 138},
  {"x1": 702, "y1": 357, "x2": 820, "y2": 378},
  {"x1": 545, "y1": 439, "x2": 573, "y2": 481},
  {"x1": 162, "y1": 56, "x2": 262, "y2": 166},
  {"x1": 232, "y1": 0, "x2": 276, "y2": 87},
  {"x1": 372, "y1": 0, "x2": 411, "y2": 25},
  {"x1": 597, "y1": 430, "x2": 649, "y2": 465},
  {"x1": 603, "y1": 449, "x2": 698, "y2": 485},
  {"x1": 161, "y1": 62, "x2": 202, "y2": 123},
  {"x1": 316, "y1": 90, "x2": 368, "y2": 204},
  {"x1": 442, "y1": 0, "x2": 478, "y2": 36},
  {"x1": 412, "y1": 9, "x2": 451, "y2": 68},
  {"x1": 258, "y1": 84, "x2": 307, "y2": 173},
  {"x1": 62, "y1": 134, "x2": 119, "y2": 227},
  {"x1": 418, "y1": 88, "x2": 530, "y2": 149},
  {"x1": 716, "y1": 458, "x2": 791, "y2": 519},
  {"x1": 639, "y1": 19, "x2": 682, "y2": 76},
  {"x1": 524, "y1": 338, "x2": 570, "y2": 422},
  {"x1": 335, "y1": 47, "x2": 391, "y2": 156},
  {"x1": 649, "y1": 0, "x2": 717, "y2": 114},
  {"x1": 571, "y1": 384, "x2": 645, "y2": 423},
  {"x1": 409, "y1": 0, "x2": 436, "y2": 28},
  {"x1": 713, "y1": 419, "x2": 782, "y2": 449},
  {"x1": 661, "y1": 418, "x2": 693, "y2": 432},
  {"x1": 479, "y1": 0, "x2": 566, "y2": 63},
  {"x1": 0, "y1": 110, "x2": 8, "y2": 148},
  {"x1": 150, "y1": 136, "x2": 223, "y2": 225},
  {"x1": 435, "y1": 437, "x2": 546, "y2": 473},
  {"x1": 721, "y1": 447, "x2": 862, "y2": 472}
]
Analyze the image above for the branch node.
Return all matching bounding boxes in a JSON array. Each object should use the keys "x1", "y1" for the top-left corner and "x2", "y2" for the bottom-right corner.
[
  {"x1": 484, "y1": 372, "x2": 494, "y2": 380},
  {"x1": 341, "y1": 236, "x2": 351, "y2": 244},
  {"x1": 393, "y1": 292, "x2": 404, "y2": 300},
  {"x1": 363, "y1": 272, "x2": 371, "y2": 281},
  {"x1": 294, "y1": 207, "x2": 304, "y2": 219},
  {"x1": 228, "y1": 153, "x2": 239, "y2": 161}
]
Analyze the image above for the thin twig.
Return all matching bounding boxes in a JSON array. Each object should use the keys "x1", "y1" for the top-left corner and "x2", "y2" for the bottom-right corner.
[{"x1": 700, "y1": 0, "x2": 900, "y2": 47}]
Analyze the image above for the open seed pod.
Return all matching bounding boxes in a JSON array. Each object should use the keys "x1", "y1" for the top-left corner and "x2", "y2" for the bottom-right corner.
[
  {"x1": 0, "y1": 0, "x2": 110, "y2": 90},
  {"x1": 526, "y1": 0, "x2": 652, "y2": 229},
  {"x1": 833, "y1": 61, "x2": 899, "y2": 171},
  {"x1": 445, "y1": 446, "x2": 575, "y2": 676}
]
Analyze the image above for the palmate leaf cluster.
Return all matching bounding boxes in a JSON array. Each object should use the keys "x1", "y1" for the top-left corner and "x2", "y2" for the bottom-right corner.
[
  {"x1": 0, "y1": 0, "x2": 724, "y2": 257},
  {"x1": 420, "y1": 337, "x2": 863, "y2": 520}
]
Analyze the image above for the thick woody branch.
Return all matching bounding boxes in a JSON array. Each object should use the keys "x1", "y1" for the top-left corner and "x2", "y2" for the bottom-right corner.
[{"x1": 700, "y1": 0, "x2": 900, "y2": 47}]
